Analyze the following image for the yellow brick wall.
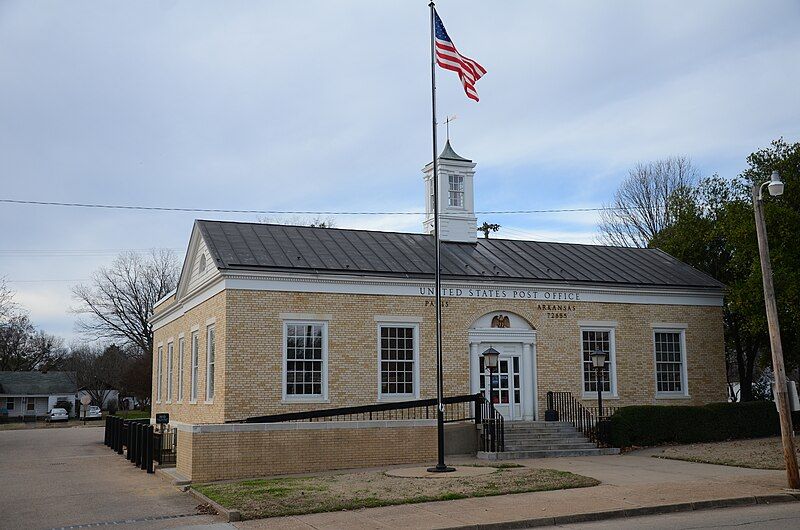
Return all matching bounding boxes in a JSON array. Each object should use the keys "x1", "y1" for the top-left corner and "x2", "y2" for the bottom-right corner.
[
  {"x1": 177, "y1": 424, "x2": 438, "y2": 482},
  {"x1": 153, "y1": 288, "x2": 726, "y2": 424},
  {"x1": 151, "y1": 291, "x2": 227, "y2": 424}
]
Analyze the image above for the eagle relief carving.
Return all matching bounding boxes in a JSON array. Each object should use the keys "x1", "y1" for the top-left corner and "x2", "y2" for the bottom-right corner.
[{"x1": 491, "y1": 314, "x2": 511, "y2": 328}]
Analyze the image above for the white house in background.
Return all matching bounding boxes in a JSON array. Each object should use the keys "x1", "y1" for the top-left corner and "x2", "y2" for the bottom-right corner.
[
  {"x1": 0, "y1": 371, "x2": 78, "y2": 418},
  {"x1": 77, "y1": 388, "x2": 120, "y2": 410}
]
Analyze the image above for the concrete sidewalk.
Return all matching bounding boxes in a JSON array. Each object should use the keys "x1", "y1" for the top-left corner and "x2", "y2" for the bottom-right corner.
[{"x1": 230, "y1": 452, "x2": 796, "y2": 529}]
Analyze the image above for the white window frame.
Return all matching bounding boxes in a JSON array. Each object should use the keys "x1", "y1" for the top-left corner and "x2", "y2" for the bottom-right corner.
[
  {"x1": 448, "y1": 174, "x2": 464, "y2": 208},
  {"x1": 376, "y1": 322, "x2": 420, "y2": 401},
  {"x1": 205, "y1": 324, "x2": 216, "y2": 403},
  {"x1": 156, "y1": 344, "x2": 163, "y2": 403},
  {"x1": 579, "y1": 326, "x2": 618, "y2": 399},
  {"x1": 190, "y1": 329, "x2": 199, "y2": 403},
  {"x1": 166, "y1": 341, "x2": 174, "y2": 403},
  {"x1": 282, "y1": 320, "x2": 329, "y2": 403},
  {"x1": 177, "y1": 335, "x2": 185, "y2": 403},
  {"x1": 652, "y1": 326, "x2": 690, "y2": 399}
]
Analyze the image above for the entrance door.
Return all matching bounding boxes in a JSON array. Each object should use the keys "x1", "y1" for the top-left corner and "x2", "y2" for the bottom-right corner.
[{"x1": 479, "y1": 345, "x2": 522, "y2": 420}]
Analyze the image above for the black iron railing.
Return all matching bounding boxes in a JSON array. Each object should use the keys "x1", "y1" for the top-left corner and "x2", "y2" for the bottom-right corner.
[
  {"x1": 230, "y1": 393, "x2": 506, "y2": 453},
  {"x1": 154, "y1": 426, "x2": 177, "y2": 467},
  {"x1": 230, "y1": 394, "x2": 478, "y2": 424},
  {"x1": 476, "y1": 394, "x2": 504, "y2": 452},
  {"x1": 546, "y1": 391, "x2": 616, "y2": 447}
]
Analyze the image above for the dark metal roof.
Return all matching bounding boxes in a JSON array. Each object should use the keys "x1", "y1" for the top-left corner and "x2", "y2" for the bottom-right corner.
[
  {"x1": 0, "y1": 371, "x2": 76, "y2": 395},
  {"x1": 196, "y1": 220, "x2": 724, "y2": 291},
  {"x1": 439, "y1": 140, "x2": 471, "y2": 162}
]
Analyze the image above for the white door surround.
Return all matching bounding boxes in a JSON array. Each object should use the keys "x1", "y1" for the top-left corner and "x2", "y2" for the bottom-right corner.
[{"x1": 469, "y1": 312, "x2": 537, "y2": 421}]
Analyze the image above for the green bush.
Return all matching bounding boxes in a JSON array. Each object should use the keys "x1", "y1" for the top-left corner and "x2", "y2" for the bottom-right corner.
[{"x1": 610, "y1": 401, "x2": 780, "y2": 448}]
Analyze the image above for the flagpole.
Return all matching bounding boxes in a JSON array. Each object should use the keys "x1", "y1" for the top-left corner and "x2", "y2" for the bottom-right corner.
[{"x1": 427, "y1": 0, "x2": 454, "y2": 473}]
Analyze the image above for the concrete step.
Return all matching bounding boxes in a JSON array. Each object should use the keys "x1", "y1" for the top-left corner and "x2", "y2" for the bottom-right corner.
[
  {"x1": 505, "y1": 422, "x2": 576, "y2": 428},
  {"x1": 503, "y1": 425, "x2": 577, "y2": 433},
  {"x1": 504, "y1": 442, "x2": 598, "y2": 451},
  {"x1": 478, "y1": 447, "x2": 620, "y2": 460},
  {"x1": 505, "y1": 431, "x2": 585, "y2": 440}
]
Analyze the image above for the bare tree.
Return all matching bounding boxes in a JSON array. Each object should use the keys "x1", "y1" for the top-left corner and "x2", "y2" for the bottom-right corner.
[
  {"x1": 258, "y1": 215, "x2": 336, "y2": 228},
  {"x1": 0, "y1": 277, "x2": 15, "y2": 322},
  {"x1": 72, "y1": 249, "x2": 179, "y2": 357},
  {"x1": 598, "y1": 156, "x2": 698, "y2": 247},
  {"x1": 65, "y1": 343, "x2": 126, "y2": 408},
  {"x1": 0, "y1": 314, "x2": 67, "y2": 371}
]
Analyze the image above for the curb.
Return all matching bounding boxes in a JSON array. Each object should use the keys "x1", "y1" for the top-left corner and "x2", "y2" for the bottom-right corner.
[
  {"x1": 444, "y1": 493, "x2": 799, "y2": 529},
  {"x1": 189, "y1": 487, "x2": 242, "y2": 522}
]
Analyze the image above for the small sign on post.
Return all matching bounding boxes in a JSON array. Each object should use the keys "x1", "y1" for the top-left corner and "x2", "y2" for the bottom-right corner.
[
  {"x1": 155, "y1": 413, "x2": 169, "y2": 425},
  {"x1": 80, "y1": 395, "x2": 92, "y2": 425}
]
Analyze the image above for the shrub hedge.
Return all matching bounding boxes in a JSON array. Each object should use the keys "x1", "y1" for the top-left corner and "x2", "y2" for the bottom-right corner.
[{"x1": 609, "y1": 401, "x2": 780, "y2": 447}]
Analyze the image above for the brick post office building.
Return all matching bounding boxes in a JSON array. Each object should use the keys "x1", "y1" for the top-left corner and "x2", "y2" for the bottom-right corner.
[{"x1": 151, "y1": 142, "x2": 726, "y2": 481}]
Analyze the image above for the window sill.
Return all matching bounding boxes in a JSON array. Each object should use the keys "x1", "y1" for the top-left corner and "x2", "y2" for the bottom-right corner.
[
  {"x1": 581, "y1": 394, "x2": 619, "y2": 400},
  {"x1": 281, "y1": 398, "x2": 329, "y2": 404},
  {"x1": 378, "y1": 394, "x2": 418, "y2": 402},
  {"x1": 655, "y1": 394, "x2": 691, "y2": 400},
  {"x1": 189, "y1": 400, "x2": 197, "y2": 405},
  {"x1": 204, "y1": 400, "x2": 214, "y2": 405}
]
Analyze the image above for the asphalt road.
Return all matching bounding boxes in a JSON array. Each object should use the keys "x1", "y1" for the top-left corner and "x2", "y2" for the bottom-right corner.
[
  {"x1": 544, "y1": 502, "x2": 800, "y2": 529},
  {"x1": 0, "y1": 426, "x2": 216, "y2": 530}
]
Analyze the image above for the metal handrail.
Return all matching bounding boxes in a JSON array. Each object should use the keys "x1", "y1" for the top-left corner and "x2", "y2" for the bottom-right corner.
[
  {"x1": 229, "y1": 393, "x2": 480, "y2": 424},
  {"x1": 547, "y1": 391, "x2": 615, "y2": 447},
  {"x1": 476, "y1": 394, "x2": 504, "y2": 452}
]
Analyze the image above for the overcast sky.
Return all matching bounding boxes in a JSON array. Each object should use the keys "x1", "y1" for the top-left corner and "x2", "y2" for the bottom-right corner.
[{"x1": 1, "y1": 0, "x2": 799, "y2": 342}]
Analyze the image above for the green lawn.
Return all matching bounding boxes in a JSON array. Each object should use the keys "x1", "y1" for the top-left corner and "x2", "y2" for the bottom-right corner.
[
  {"x1": 194, "y1": 465, "x2": 599, "y2": 520},
  {"x1": 115, "y1": 410, "x2": 151, "y2": 419}
]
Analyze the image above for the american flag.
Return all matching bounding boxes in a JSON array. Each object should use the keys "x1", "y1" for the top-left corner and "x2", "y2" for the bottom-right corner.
[{"x1": 434, "y1": 10, "x2": 486, "y2": 102}]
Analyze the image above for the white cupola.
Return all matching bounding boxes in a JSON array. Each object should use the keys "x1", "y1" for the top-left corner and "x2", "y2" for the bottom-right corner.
[{"x1": 422, "y1": 140, "x2": 477, "y2": 243}]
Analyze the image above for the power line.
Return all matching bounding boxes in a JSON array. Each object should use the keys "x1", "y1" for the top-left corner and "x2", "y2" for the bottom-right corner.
[
  {"x1": 6, "y1": 278, "x2": 89, "y2": 283},
  {"x1": 0, "y1": 248, "x2": 180, "y2": 257},
  {"x1": 0, "y1": 198, "x2": 616, "y2": 216}
]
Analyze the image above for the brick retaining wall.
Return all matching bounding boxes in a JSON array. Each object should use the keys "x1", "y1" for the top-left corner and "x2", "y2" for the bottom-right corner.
[{"x1": 174, "y1": 419, "x2": 439, "y2": 482}]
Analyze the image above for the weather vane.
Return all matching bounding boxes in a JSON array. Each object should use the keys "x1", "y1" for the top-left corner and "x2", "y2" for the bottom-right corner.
[{"x1": 444, "y1": 114, "x2": 457, "y2": 141}]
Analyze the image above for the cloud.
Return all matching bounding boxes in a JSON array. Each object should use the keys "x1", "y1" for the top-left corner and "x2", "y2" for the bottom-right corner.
[{"x1": 0, "y1": 0, "x2": 798, "y2": 339}]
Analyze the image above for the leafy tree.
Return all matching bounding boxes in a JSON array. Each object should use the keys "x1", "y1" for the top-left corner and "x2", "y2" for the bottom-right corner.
[{"x1": 652, "y1": 139, "x2": 800, "y2": 400}]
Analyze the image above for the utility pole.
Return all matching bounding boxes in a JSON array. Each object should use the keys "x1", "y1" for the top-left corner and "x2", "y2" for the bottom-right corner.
[{"x1": 752, "y1": 171, "x2": 799, "y2": 489}]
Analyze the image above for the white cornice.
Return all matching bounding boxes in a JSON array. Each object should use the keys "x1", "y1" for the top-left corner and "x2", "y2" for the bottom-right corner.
[{"x1": 151, "y1": 269, "x2": 723, "y2": 331}]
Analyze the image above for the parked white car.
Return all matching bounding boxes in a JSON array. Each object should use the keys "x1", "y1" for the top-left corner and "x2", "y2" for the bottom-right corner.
[
  {"x1": 46, "y1": 408, "x2": 69, "y2": 422},
  {"x1": 84, "y1": 405, "x2": 102, "y2": 420}
]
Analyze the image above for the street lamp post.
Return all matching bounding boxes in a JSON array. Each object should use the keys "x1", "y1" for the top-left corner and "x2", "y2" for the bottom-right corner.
[
  {"x1": 482, "y1": 347, "x2": 500, "y2": 407},
  {"x1": 752, "y1": 170, "x2": 799, "y2": 489},
  {"x1": 590, "y1": 348, "x2": 607, "y2": 419},
  {"x1": 481, "y1": 347, "x2": 500, "y2": 452}
]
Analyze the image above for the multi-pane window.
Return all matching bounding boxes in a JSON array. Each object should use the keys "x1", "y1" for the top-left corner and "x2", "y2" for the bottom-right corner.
[
  {"x1": 379, "y1": 326, "x2": 416, "y2": 396},
  {"x1": 6, "y1": 398, "x2": 14, "y2": 410},
  {"x1": 206, "y1": 325, "x2": 215, "y2": 401},
  {"x1": 285, "y1": 323, "x2": 325, "y2": 397},
  {"x1": 655, "y1": 331, "x2": 685, "y2": 393},
  {"x1": 166, "y1": 342, "x2": 173, "y2": 403},
  {"x1": 156, "y1": 346, "x2": 163, "y2": 402},
  {"x1": 190, "y1": 331, "x2": 199, "y2": 402},
  {"x1": 582, "y1": 329, "x2": 614, "y2": 393},
  {"x1": 177, "y1": 337, "x2": 185, "y2": 402},
  {"x1": 448, "y1": 175, "x2": 464, "y2": 207}
]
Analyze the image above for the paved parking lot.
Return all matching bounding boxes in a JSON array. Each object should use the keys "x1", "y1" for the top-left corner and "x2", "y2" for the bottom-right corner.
[{"x1": 0, "y1": 426, "x2": 216, "y2": 530}]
